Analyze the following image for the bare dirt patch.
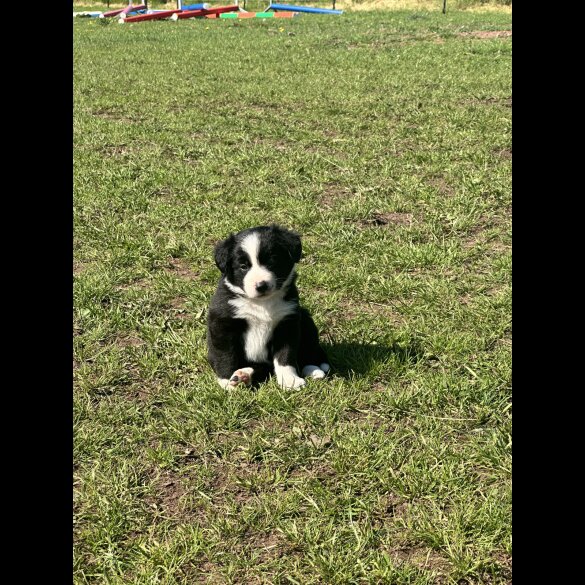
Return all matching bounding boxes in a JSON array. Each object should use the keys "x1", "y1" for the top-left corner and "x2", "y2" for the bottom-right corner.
[
  {"x1": 251, "y1": 137, "x2": 296, "y2": 152},
  {"x1": 240, "y1": 530, "x2": 288, "y2": 565},
  {"x1": 92, "y1": 108, "x2": 143, "y2": 123},
  {"x1": 342, "y1": 408, "x2": 392, "y2": 432},
  {"x1": 462, "y1": 210, "x2": 510, "y2": 253},
  {"x1": 459, "y1": 30, "x2": 512, "y2": 39},
  {"x1": 359, "y1": 212, "x2": 413, "y2": 227},
  {"x1": 150, "y1": 186, "x2": 175, "y2": 198},
  {"x1": 188, "y1": 560, "x2": 224, "y2": 584},
  {"x1": 165, "y1": 257, "x2": 199, "y2": 280},
  {"x1": 322, "y1": 129, "x2": 340, "y2": 139},
  {"x1": 428, "y1": 176, "x2": 454, "y2": 197},
  {"x1": 387, "y1": 545, "x2": 451, "y2": 577},
  {"x1": 346, "y1": 32, "x2": 444, "y2": 50},
  {"x1": 136, "y1": 384, "x2": 160, "y2": 402},
  {"x1": 459, "y1": 294, "x2": 473, "y2": 306},
  {"x1": 165, "y1": 296, "x2": 191, "y2": 319},
  {"x1": 465, "y1": 96, "x2": 512, "y2": 108},
  {"x1": 462, "y1": 215, "x2": 495, "y2": 250},
  {"x1": 201, "y1": 460, "x2": 260, "y2": 506},
  {"x1": 362, "y1": 301, "x2": 404, "y2": 323},
  {"x1": 146, "y1": 469, "x2": 205, "y2": 523},
  {"x1": 311, "y1": 288, "x2": 403, "y2": 326},
  {"x1": 495, "y1": 147, "x2": 512, "y2": 160},
  {"x1": 154, "y1": 472, "x2": 187, "y2": 516},
  {"x1": 99, "y1": 144, "x2": 132, "y2": 157},
  {"x1": 483, "y1": 97, "x2": 512, "y2": 107},
  {"x1": 491, "y1": 551, "x2": 512, "y2": 581},
  {"x1": 487, "y1": 240, "x2": 510, "y2": 254},
  {"x1": 287, "y1": 460, "x2": 337, "y2": 486},
  {"x1": 319, "y1": 182, "x2": 352, "y2": 209},
  {"x1": 117, "y1": 277, "x2": 150, "y2": 291},
  {"x1": 115, "y1": 334, "x2": 144, "y2": 348},
  {"x1": 73, "y1": 260, "x2": 87, "y2": 275},
  {"x1": 382, "y1": 493, "x2": 410, "y2": 519}
]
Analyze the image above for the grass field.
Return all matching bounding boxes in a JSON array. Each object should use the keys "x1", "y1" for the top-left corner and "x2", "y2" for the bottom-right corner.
[{"x1": 73, "y1": 5, "x2": 512, "y2": 584}]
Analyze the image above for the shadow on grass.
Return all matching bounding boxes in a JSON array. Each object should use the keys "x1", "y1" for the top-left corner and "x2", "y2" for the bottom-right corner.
[
  {"x1": 322, "y1": 339, "x2": 427, "y2": 378},
  {"x1": 221, "y1": 340, "x2": 428, "y2": 388}
]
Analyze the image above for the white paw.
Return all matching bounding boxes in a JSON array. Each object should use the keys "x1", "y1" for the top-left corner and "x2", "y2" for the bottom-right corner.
[
  {"x1": 274, "y1": 361, "x2": 306, "y2": 389},
  {"x1": 302, "y1": 365, "x2": 326, "y2": 379},
  {"x1": 279, "y1": 374, "x2": 306, "y2": 389},
  {"x1": 228, "y1": 367, "x2": 254, "y2": 387}
]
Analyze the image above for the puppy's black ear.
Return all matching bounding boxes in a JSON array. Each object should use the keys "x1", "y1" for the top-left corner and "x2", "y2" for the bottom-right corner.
[
  {"x1": 273, "y1": 225, "x2": 302, "y2": 263},
  {"x1": 214, "y1": 234, "x2": 235, "y2": 274}
]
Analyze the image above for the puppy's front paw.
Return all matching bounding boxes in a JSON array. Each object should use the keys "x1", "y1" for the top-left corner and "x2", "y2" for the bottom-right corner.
[
  {"x1": 302, "y1": 365, "x2": 328, "y2": 379},
  {"x1": 274, "y1": 364, "x2": 306, "y2": 389},
  {"x1": 279, "y1": 374, "x2": 306, "y2": 389},
  {"x1": 229, "y1": 367, "x2": 254, "y2": 387}
]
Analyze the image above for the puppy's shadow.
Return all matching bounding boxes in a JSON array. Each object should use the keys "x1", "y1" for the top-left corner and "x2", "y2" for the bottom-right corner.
[{"x1": 322, "y1": 339, "x2": 427, "y2": 378}]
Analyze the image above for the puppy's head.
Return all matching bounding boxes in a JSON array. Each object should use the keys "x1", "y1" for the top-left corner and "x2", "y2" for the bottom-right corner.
[{"x1": 214, "y1": 225, "x2": 302, "y2": 299}]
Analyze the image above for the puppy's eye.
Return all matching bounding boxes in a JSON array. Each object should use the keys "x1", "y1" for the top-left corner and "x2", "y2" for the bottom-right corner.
[{"x1": 240, "y1": 263, "x2": 249, "y2": 271}]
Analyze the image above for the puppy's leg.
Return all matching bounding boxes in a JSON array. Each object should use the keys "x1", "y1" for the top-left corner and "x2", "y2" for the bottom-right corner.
[
  {"x1": 208, "y1": 318, "x2": 260, "y2": 389},
  {"x1": 272, "y1": 317, "x2": 305, "y2": 389},
  {"x1": 274, "y1": 359, "x2": 305, "y2": 389},
  {"x1": 298, "y1": 308, "x2": 330, "y2": 380},
  {"x1": 301, "y1": 364, "x2": 328, "y2": 379},
  {"x1": 227, "y1": 366, "x2": 255, "y2": 387},
  {"x1": 217, "y1": 363, "x2": 272, "y2": 389},
  {"x1": 210, "y1": 354, "x2": 252, "y2": 389}
]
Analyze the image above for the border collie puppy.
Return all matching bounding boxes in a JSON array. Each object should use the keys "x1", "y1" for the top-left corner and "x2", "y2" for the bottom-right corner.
[{"x1": 207, "y1": 225, "x2": 330, "y2": 389}]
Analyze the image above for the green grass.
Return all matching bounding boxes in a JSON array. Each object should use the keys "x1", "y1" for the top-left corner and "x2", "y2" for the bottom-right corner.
[{"x1": 74, "y1": 8, "x2": 511, "y2": 584}]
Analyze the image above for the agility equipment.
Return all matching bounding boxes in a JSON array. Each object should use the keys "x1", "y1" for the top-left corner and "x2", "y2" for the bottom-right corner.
[
  {"x1": 102, "y1": 3, "x2": 146, "y2": 18},
  {"x1": 268, "y1": 3, "x2": 342, "y2": 14},
  {"x1": 220, "y1": 11, "x2": 273, "y2": 17},
  {"x1": 169, "y1": 5, "x2": 239, "y2": 19},
  {"x1": 121, "y1": 9, "x2": 182, "y2": 22},
  {"x1": 119, "y1": 4, "x2": 147, "y2": 18},
  {"x1": 180, "y1": 3, "x2": 211, "y2": 9},
  {"x1": 118, "y1": 3, "x2": 290, "y2": 24},
  {"x1": 102, "y1": 7, "x2": 126, "y2": 17},
  {"x1": 224, "y1": 11, "x2": 296, "y2": 18}
]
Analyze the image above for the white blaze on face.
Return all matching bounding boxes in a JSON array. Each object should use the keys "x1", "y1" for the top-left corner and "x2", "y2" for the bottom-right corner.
[{"x1": 240, "y1": 232, "x2": 275, "y2": 298}]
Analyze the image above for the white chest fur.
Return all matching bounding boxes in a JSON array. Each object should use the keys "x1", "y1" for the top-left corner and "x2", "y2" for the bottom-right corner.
[{"x1": 228, "y1": 295, "x2": 297, "y2": 363}]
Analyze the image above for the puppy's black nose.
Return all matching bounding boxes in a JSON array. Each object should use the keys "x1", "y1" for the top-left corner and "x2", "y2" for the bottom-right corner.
[{"x1": 255, "y1": 281, "x2": 269, "y2": 293}]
